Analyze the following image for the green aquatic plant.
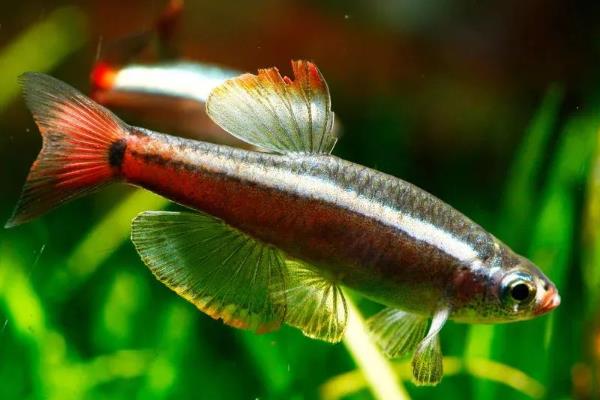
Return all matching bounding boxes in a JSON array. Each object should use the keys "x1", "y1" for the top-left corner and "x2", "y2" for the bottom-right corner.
[{"x1": 0, "y1": 7, "x2": 86, "y2": 110}]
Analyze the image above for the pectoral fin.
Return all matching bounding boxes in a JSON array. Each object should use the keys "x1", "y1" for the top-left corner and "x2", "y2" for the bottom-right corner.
[
  {"x1": 275, "y1": 260, "x2": 347, "y2": 343},
  {"x1": 411, "y1": 308, "x2": 449, "y2": 386},
  {"x1": 131, "y1": 211, "x2": 287, "y2": 333},
  {"x1": 366, "y1": 308, "x2": 428, "y2": 358}
]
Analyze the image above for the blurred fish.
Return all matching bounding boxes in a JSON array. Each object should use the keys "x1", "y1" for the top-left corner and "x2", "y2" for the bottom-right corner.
[
  {"x1": 91, "y1": 61, "x2": 251, "y2": 148},
  {"x1": 91, "y1": 60, "x2": 342, "y2": 147},
  {"x1": 88, "y1": 0, "x2": 250, "y2": 146},
  {"x1": 91, "y1": 61, "x2": 238, "y2": 104},
  {"x1": 94, "y1": 0, "x2": 183, "y2": 65},
  {"x1": 6, "y1": 61, "x2": 560, "y2": 386}
]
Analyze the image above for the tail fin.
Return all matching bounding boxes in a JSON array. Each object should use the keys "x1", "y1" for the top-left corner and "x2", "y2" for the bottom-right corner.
[{"x1": 5, "y1": 73, "x2": 130, "y2": 228}]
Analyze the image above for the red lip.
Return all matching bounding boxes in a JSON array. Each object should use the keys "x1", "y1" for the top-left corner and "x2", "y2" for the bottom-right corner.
[{"x1": 535, "y1": 286, "x2": 561, "y2": 315}]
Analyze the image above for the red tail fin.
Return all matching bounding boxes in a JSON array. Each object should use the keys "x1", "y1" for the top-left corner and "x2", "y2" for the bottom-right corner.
[{"x1": 5, "y1": 73, "x2": 130, "y2": 228}]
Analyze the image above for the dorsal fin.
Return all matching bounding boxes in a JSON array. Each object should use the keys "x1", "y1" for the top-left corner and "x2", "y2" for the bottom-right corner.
[{"x1": 206, "y1": 60, "x2": 337, "y2": 154}]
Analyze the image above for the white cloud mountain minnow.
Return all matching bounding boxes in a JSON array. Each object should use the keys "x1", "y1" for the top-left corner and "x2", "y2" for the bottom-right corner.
[
  {"x1": 6, "y1": 61, "x2": 560, "y2": 385},
  {"x1": 91, "y1": 61, "x2": 239, "y2": 104},
  {"x1": 90, "y1": 61, "x2": 253, "y2": 149}
]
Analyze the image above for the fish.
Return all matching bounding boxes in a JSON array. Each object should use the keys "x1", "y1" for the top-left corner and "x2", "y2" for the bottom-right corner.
[
  {"x1": 90, "y1": 61, "x2": 252, "y2": 148},
  {"x1": 6, "y1": 60, "x2": 560, "y2": 385},
  {"x1": 90, "y1": 60, "x2": 341, "y2": 147},
  {"x1": 91, "y1": 61, "x2": 239, "y2": 104}
]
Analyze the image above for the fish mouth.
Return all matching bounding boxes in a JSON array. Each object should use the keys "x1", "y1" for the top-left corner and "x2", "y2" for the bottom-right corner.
[{"x1": 534, "y1": 286, "x2": 561, "y2": 315}]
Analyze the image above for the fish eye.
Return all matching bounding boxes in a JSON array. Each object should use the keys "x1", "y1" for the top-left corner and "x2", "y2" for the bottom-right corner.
[
  {"x1": 501, "y1": 272, "x2": 536, "y2": 306},
  {"x1": 510, "y1": 283, "x2": 531, "y2": 301}
]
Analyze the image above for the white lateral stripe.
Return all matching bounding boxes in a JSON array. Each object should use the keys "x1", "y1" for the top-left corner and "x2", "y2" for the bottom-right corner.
[
  {"x1": 115, "y1": 63, "x2": 237, "y2": 102},
  {"x1": 196, "y1": 152, "x2": 480, "y2": 263}
]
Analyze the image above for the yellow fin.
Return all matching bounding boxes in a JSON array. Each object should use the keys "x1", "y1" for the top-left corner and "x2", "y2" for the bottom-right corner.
[
  {"x1": 367, "y1": 308, "x2": 428, "y2": 358},
  {"x1": 411, "y1": 308, "x2": 449, "y2": 386},
  {"x1": 131, "y1": 211, "x2": 286, "y2": 333},
  {"x1": 276, "y1": 260, "x2": 347, "y2": 343},
  {"x1": 206, "y1": 60, "x2": 337, "y2": 154}
]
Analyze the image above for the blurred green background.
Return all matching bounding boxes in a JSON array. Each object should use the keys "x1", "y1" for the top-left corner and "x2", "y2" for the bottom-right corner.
[{"x1": 1, "y1": 1, "x2": 600, "y2": 399}]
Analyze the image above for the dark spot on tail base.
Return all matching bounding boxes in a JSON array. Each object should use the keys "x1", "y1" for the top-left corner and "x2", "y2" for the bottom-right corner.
[{"x1": 108, "y1": 139, "x2": 127, "y2": 167}]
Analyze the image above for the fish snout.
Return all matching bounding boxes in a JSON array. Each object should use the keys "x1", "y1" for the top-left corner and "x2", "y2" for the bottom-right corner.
[{"x1": 535, "y1": 285, "x2": 561, "y2": 315}]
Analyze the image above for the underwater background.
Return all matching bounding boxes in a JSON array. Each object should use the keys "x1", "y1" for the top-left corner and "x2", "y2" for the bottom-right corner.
[{"x1": 1, "y1": 1, "x2": 600, "y2": 399}]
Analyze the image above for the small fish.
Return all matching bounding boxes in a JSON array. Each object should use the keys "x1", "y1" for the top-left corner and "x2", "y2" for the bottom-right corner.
[
  {"x1": 91, "y1": 61, "x2": 239, "y2": 104},
  {"x1": 6, "y1": 61, "x2": 560, "y2": 385},
  {"x1": 90, "y1": 61, "x2": 251, "y2": 148}
]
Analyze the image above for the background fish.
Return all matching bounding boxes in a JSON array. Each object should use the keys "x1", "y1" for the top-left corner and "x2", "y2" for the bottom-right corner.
[
  {"x1": 90, "y1": 61, "x2": 252, "y2": 148},
  {"x1": 6, "y1": 61, "x2": 560, "y2": 385}
]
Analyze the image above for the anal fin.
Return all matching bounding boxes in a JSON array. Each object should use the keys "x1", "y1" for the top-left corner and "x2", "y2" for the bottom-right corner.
[
  {"x1": 277, "y1": 260, "x2": 347, "y2": 343},
  {"x1": 131, "y1": 211, "x2": 287, "y2": 333},
  {"x1": 366, "y1": 308, "x2": 428, "y2": 358}
]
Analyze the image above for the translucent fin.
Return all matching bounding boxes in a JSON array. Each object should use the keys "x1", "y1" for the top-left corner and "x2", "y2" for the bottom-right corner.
[
  {"x1": 411, "y1": 308, "x2": 449, "y2": 386},
  {"x1": 6, "y1": 73, "x2": 129, "y2": 228},
  {"x1": 131, "y1": 211, "x2": 287, "y2": 333},
  {"x1": 367, "y1": 308, "x2": 428, "y2": 358},
  {"x1": 275, "y1": 260, "x2": 347, "y2": 343},
  {"x1": 206, "y1": 60, "x2": 337, "y2": 154}
]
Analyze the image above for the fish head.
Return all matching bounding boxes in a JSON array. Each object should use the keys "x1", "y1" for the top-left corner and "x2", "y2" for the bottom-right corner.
[{"x1": 451, "y1": 242, "x2": 560, "y2": 323}]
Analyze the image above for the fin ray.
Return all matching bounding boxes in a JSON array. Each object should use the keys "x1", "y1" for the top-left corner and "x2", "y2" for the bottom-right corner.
[
  {"x1": 6, "y1": 73, "x2": 128, "y2": 228},
  {"x1": 131, "y1": 211, "x2": 287, "y2": 332},
  {"x1": 206, "y1": 60, "x2": 336, "y2": 154},
  {"x1": 411, "y1": 308, "x2": 449, "y2": 386},
  {"x1": 367, "y1": 308, "x2": 428, "y2": 358},
  {"x1": 276, "y1": 260, "x2": 347, "y2": 343}
]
